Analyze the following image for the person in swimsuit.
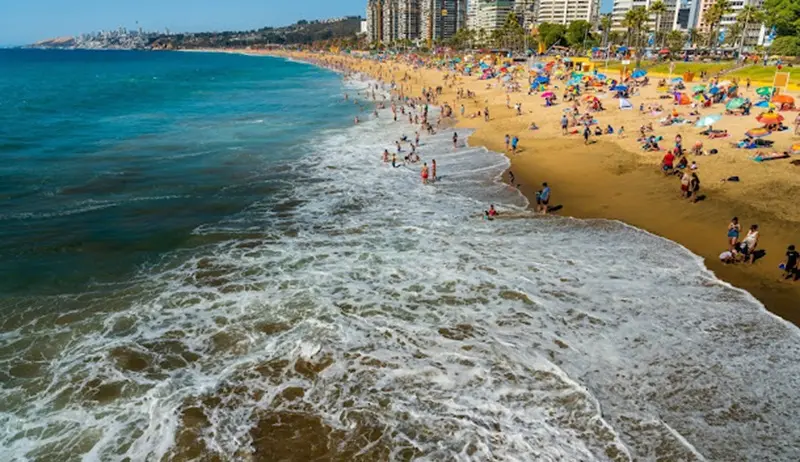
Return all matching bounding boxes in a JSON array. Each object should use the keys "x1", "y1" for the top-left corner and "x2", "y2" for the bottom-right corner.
[
  {"x1": 383, "y1": 149, "x2": 389, "y2": 163},
  {"x1": 488, "y1": 205, "x2": 498, "y2": 217},
  {"x1": 391, "y1": 153, "x2": 398, "y2": 168},
  {"x1": 511, "y1": 136, "x2": 519, "y2": 154},
  {"x1": 727, "y1": 217, "x2": 740, "y2": 250},
  {"x1": 431, "y1": 159, "x2": 437, "y2": 182},
  {"x1": 421, "y1": 162, "x2": 429, "y2": 184},
  {"x1": 452, "y1": 132, "x2": 458, "y2": 149}
]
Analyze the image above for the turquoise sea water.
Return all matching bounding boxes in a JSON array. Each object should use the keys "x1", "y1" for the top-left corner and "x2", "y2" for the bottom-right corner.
[
  {"x1": 1, "y1": 50, "x2": 799, "y2": 461},
  {"x1": 0, "y1": 49, "x2": 353, "y2": 294}
]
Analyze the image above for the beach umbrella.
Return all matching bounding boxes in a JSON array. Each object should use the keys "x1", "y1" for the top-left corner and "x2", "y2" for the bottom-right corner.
[
  {"x1": 772, "y1": 94, "x2": 795, "y2": 105},
  {"x1": 709, "y1": 86, "x2": 720, "y2": 95},
  {"x1": 726, "y1": 98, "x2": 747, "y2": 110},
  {"x1": 693, "y1": 93, "x2": 708, "y2": 101},
  {"x1": 613, "y1": 84, "x2": 628, "y2": 92},
  {"x1": 754, "y1": 100, "x2": 775, "y2": 109},
  {"x1": 756, "y1": 86, "x2": 773, "y2": 97},
  {"x1": 745, "y1": 127, "x2": 772, "y2": 138},
  {"x1": 540, "y1": 91, "x2": 554, "y2": 98},
  {"x1": 632, "y1": 69, "x2": 647, "y2": 79},
  {"x1": 692, "y1": 84, "x2": 706, "y2": 93},
  {"x1": 792, "y1": 143, "x2": 800, "y2": 154},
  {"x1": 595, "y1": 73, "x2": 607, "y2": 81},
  {"x1": 671, "y1": 77, "x2": 683, "y2": 83},
  {"x1": 757, "y1": 112, "x2": 784, "y2": 125},
  {"x1": 695, "y1": 114, "x2": 722, "y2": 127}
]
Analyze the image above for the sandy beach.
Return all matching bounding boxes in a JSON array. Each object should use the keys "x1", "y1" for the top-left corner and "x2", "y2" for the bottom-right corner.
[{"x1": 257, "y1": 48, "x2": 799, "y2": 324}]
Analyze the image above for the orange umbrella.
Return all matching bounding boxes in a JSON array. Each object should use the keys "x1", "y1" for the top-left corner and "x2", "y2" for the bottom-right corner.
[
  {"x1": 756, "y1": 113, "x2": 784, "y2": 125},
  {"x1": 792, "y1": 143, "x2": 800, "y2": 154},
  {"x1": 772, "y1": 94, "x2": 795, "y2": 105}
]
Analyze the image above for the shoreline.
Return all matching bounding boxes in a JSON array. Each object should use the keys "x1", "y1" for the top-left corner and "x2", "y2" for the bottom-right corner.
[{"x1": 260, "y1": 49, "x2": 799, "y2": 325}]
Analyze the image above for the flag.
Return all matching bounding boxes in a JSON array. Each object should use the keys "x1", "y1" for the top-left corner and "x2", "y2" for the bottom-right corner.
[{"x1": 718, "y1": 29, "x2": 726, "y2": 44}]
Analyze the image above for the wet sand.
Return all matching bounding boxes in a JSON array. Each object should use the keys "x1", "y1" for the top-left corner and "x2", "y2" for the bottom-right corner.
[{"x1": 261, "y1": 49, "x2": 799, "y2": 325}]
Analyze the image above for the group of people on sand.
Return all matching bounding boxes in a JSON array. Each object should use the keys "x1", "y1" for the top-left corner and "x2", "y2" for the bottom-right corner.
[{"x1": 720, "y1": 218, "x2": 798, "y2": 281}]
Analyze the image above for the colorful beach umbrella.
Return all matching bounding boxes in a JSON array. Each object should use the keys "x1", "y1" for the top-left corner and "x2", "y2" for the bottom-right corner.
[
  {"x1": 613, "y1": 84, "x2": 628, "y2": 92},
  {"x1": 692, "y1": 84, "x2": 706, "y2": 93},
  {"x1": 792, "y1": 143, "x2": 800, "y2": 154},
  {"x1": 745, "y1": 127, "x2": 771, "y2": 138},
  {"x1": 671, "y1": 77, "x2": 683, "y2": 83},
  {"x1": 754, "y1": 101, "x2": 776, "y2": 110},
  {"x1": 726, "y1": 98, "x2": 747, "y2": 110},
  {"x1": 540, "y1": 91, "x2": 554, "y2": 98},
  {"x1": 695, "y1": 114, "x2": 722, "y2": 127},
  {"x1": 772, "y1": 94, "x2": 795, "y2": 105},
  {"x1": 756, "y1": 86, "x2": 773, "y2": 97},
  {"x1": 694, "y1": 93, "x2": 708, "y2": 102},
  {"x1": 632, "y1": 69, "x2": 647, "y2": 79},
  {"x1": 756, "y1": 112, "x2": 784, "y2": 125}
]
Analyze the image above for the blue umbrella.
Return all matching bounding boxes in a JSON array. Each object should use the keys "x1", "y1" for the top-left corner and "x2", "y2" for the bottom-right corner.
[
  {"x1": 709, "y1": 87, "x2": 720, "y2": 95},
  {"x1": 632, "y1": 69, "x2": 647, "y2": 79},
  {"x1": 596, "y1": 73, "x2": 607, "y2": 81},
  {"x1": 754, "y1": 100, "x2": 771, "y2": 108},
  {"x1": 614, "y1": 84, "x2": 628, "y2": 92},
  {"x1": 671, "y1": 77, "x2": 683, "y2": 83},
  {"x1": 695, "y1": 114, "x2": 722, "y2": 127}
]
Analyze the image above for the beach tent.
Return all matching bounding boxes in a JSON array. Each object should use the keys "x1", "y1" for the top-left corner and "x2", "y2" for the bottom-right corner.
[
  {"x1": 675, "y1": 93, "x2": 691, "y2": 105},
  {"x1": 619, "y1": 98, "x2": 633, "y2": 110}
]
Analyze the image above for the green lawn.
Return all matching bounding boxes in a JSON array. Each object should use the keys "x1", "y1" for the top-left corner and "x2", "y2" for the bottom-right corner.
[
  {"x1": 597, "y1": 61, "x2": 736, "y2": 76},
  {"x1": 725, "y1": 65, "x2": 799, "y2": 87}
]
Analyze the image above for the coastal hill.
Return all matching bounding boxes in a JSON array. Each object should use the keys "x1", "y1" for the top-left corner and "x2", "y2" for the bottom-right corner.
[{"x1": 30, "y1": 17, "x2": 362, "y2": 50}]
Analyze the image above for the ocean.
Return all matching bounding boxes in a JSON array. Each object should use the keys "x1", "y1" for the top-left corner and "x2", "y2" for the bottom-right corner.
[{"x1": 1, "y1": 49, "x2": 799, "y2": 461}]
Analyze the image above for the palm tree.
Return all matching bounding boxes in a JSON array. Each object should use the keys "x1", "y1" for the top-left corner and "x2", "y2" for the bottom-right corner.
[
  {"x1": 648, "y1": 1, "x2": 668, "y2": 47},
  {"x1": 703, "y1": 0, "x2": 733, "y2": 51},
  {"x1": 736, "y1": 4, "x2": 765, "y2": 54},
  {"x1": 665, "y1": 30, "x2": 685, "y2": 54},
  {"x1": 600, "y1": 14, "x2": 613, "y2": 47},
  {"x1": 687, "y1": 28, "x2": 703, "y2": 48},
  {"x1": 623, "y1": 7, "x2": 649, "y2": 65}
]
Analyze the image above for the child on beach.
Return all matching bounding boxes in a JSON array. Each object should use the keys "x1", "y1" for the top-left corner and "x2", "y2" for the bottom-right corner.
[
  {"x1": 511, "y1": 136, "x2": 519, "y2": 154},
  {"x1": 780, "y1": 245, "x2": 799, "y2": 281},
  {"x1": 505, "y1": 134, "x2": 510, "y2": 151},
  {"x1": 727, "y1": 217, "x2": 741, "y2": 250}
]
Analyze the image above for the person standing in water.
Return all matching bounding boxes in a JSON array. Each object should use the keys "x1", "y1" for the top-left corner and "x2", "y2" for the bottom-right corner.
[
  {"x1": 431, "y1": 159, "x2": 437, "y2": 182},
  {"x1": 382, "y1": 149, "x2": 389, "y2": 163},
  {"x1": 421, "y1": 162, "x2": 429, "y2": 184},
  {"x1": 452, "y1": 132, "x2": 458, "y2": 149}
]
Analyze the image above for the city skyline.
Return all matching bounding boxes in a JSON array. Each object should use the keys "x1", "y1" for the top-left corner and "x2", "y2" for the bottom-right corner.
[
  {"x1": 0, "y1": 0, "x2": 365, "y2": 46},
  {"x1": 2, "y1": 0, "x2": 616, "y2": 46}
]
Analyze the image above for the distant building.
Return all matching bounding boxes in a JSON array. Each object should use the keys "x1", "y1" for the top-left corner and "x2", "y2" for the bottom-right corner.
[
  {"x1": 695, "y1": 0, "x2": 765, "y2": 49},
  {"x1": 420, "y1": 0, "x2": 468, "y2": 42},
  {"x1": 361, "y1": 19, "x2": 369, "y2": 35},
  {"x1": 611, "y1": 0, "x2": 679, "y2": 34},
  {"x1": 366, "y1": 0, "x2": 384, "y2": 43},
  {"x1": 535, "y1": 0, "x2": 600, "y2": 25}
]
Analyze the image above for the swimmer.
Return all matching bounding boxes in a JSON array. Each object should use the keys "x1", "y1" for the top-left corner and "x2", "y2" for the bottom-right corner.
[
  {"x1": 421, "y1": 162, "x2": 429, "y2": 184},
  {"x1": 431, "y1": 159, "x2": 437, "y2": 182},
  {"x1": 354, "y1": 116, "x2": 359, "y2": 125},
  {"x1": 382, "y1": 149, "x2": 389, "y2": 163}
]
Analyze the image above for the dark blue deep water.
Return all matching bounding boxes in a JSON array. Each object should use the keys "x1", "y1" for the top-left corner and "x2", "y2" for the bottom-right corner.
[{"x1": 0, "y1": 49, "x2": 352, "y2": 294}]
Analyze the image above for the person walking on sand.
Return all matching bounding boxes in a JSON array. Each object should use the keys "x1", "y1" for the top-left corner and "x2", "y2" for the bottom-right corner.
[
  {"x1": 583, "y1": 125, "x2": 590, "y2": 145},
  {"x1": 780, "y1": 245, "x2": 799, "y2": 281},
  {"x1": 421, "y1": 162, "x2": 429, "y2": 184},
  {"x1": 484, "y1": 107, "x2": 490, "y2": 121},
  {"x1": 727, "y1": 217, "x2": 741, "y2": 250},
  {"x1": 561, "y1": 114, "x2": 568, "y2": 135},
  {"x1": 537, "y1": 182, "x2": 551, "y2": 214},
  {"x1": 505, "y1": 134, "x2": 510, "y2": 151},
  {"x1": 511, "y1": 136, "x2": 519, "y2": 154},
  {"x1": 689, "y1": 172, "x2": 701, "y2": 203}
]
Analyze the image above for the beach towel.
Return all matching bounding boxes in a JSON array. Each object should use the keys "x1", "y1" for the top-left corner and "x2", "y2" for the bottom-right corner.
[{"x1": 753, "y1": 152, "x2": 791, "y2": 162}]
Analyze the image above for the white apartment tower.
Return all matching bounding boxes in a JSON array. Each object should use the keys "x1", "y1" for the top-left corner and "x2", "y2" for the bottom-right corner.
[
  {"x1": 535, "y1": 0, "x2": 600, "y2": 25},
  {"x1": 420, "y1": 0, "x2": 468, "y2": 42},
  {"x1": 611, "y1": 0, "x2": 680, "y2": 33}
]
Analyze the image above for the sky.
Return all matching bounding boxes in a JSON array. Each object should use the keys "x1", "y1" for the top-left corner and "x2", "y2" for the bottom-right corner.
[
  {"x1": 2, "y1": 0, "x2": 616, "y2": 47},
  {"x1": 0, "y1": 0, "x2": 364, "y2": 46}
]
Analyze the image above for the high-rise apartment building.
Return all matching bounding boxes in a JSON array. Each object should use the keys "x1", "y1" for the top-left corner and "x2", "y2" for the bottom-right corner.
[
  {"x1": 695, "y1": 0, "x2": 765, "y2": 49},
  {"x1": 472, "y1": 0, "x2": 517, "y2": 32},
  {"x1": 366, "y1": 0, "x2": 384, "y2": 43},
  {"x1": 611, "y1": 0, "x2": 680, "y2": 33},
  {"x1": 420, "y1": 0, "x2": 468, "y2": 42},
  {"x1": 535, "y1": 0, "x2": 600, "y2": 25}
]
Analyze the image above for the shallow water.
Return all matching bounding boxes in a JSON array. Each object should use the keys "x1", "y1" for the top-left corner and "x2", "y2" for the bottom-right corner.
[{"x1": 1, "y1": 51, "x2": 799, "y2": 462}]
